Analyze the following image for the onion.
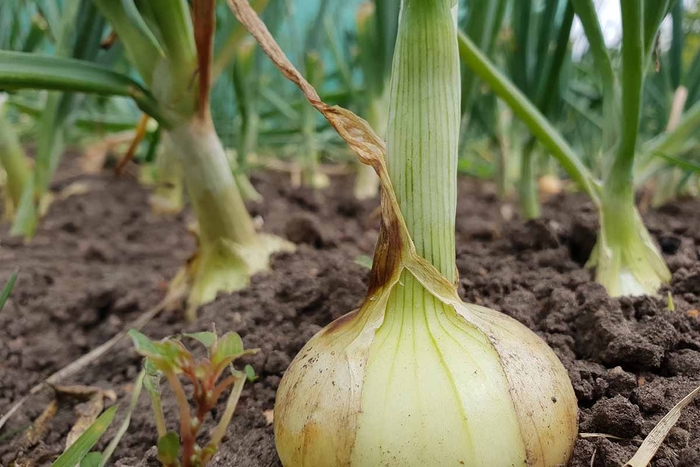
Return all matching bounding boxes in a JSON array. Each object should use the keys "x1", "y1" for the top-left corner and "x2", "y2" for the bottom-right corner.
[
  {"x1": 226, "y1": 0, "x2": 579, "y2": 464},
  {"x1": 274, "y1": 247, "x2": 578, "y2": 466}
]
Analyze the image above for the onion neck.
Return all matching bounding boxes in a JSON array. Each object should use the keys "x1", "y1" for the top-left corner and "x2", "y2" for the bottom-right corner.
[
  {"x1": 167, "y1": 115, "x2": 258, "y2": 248},
  {"x1": 386, "y1": 0, "x2": 460, "y2": 282},
  {"x1": 0, "y1": 107, "x2": 30, "y2": 209}
]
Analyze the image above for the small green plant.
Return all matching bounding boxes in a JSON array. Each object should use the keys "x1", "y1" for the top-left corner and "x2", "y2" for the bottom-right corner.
[
  {"x1": 0, "y1": 269, "x2": 18, "y2": 311},
  {"x1": 48, "y1": 370, "x2": 144, "y2": 467},
  {"x1": 129, "y1": 329, "x2": 257, "y2": 467}
]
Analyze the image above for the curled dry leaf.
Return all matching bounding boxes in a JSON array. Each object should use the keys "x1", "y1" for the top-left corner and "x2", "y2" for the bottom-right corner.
[
  {"x1": 22, "y1": 400, "x2": 58, "y2": 448},
  {"x1": 66, "y1": 393, "x2": 105, "y2": 450},
  {"x1": 53, "y1": 385, "x2": 117, "y2": 450},
  {"x1": 625, "y1": 384, "x2": 700, "y2": 467},
  {"x1": 58, "y1": 182, "x2": 92, "y2": 201},
  {"x1": 0, "y1": 294, "x2": 180, "y2": 433},
  {"x1": 54, "y1": 384, "x2": 116, "y2": 402}
]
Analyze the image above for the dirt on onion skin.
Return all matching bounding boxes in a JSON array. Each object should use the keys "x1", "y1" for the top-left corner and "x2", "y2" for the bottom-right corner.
[{"x1": 1, "y1": 158, "x2": 699, "y2": 467}]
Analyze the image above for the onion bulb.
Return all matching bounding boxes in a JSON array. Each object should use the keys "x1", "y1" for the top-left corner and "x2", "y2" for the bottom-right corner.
[{"x1": 274, "y1": 270, "x2": 578, "y2": 466}]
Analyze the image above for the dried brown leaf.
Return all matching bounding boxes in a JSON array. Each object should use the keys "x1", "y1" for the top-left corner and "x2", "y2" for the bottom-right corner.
[
  {"x1": 81, "y1": 131, "x2": 135, "y2": 174},
  {"x1": 58, "y1": 181, "x2": 91, "y2": 200},
  {"x1": 65, "y1": 393, "x2": 105, "y2": 450},
  {"x1": 626, "y1": 384, "x2": 700, "y2": 467},
  {"x1": 54, "y1": 384, "x2": 104, "y2": 400},
  {"x1": 579, "y1": 432, "x2": 629, "y2": 441},
  {"x1": 227, "y1": 0, "x2": 410, "y2": 295},
  {"x1": 22, "y1": 400, "x2": 58, "y2": 447},
  {"x1": 0, "y1": 293, "x2": 180, "y2": 432},
  {"x1": 193, "y1": 0, "x2": 216, "y2": 120},
  {"x1": 263, "y1": 409, "x2": 274, "y2": 425}
]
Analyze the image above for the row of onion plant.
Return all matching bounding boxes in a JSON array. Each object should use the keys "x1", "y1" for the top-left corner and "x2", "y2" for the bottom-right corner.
[
  {"x1": 0, "y1": 0, "x2": 292, "y2": 320},
  {"x1": 457, "y1": 0, "x2": 698, "y2": 297}
]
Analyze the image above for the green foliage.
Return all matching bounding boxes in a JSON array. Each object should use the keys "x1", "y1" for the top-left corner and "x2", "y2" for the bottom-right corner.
[
  {"x1": 128, "y1": 329, "x2": 258, "y2": 467},
  {"x1": 157, "y1": 432, "x2": 181, "y2": 466},
  {"x1": 0, "y1": 270, "x2": 18, "y2": 311},
  {"x1": 79, "y1": 452, "x2": 102, "y2": 467},
  {"x1": 49, "y1": 406, "x2": 117, "y2": 467}
]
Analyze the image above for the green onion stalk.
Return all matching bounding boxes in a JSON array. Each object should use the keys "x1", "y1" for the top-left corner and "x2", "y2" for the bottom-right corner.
[
  {"x1": 639, "y1": 88, "x2": 700, "y2": 207},
  {"x1": 90, "y1": 0, "x2": 293, "y2": 319},
  {"x1": 585, "y1": 1, "x2": 670, "y2": 296},
  {"x1": 352, "y1": 1, "x2": 391, "y2": 200},
  {"x1": 231, "y1": 37, "x2": 263, "y2": 202},
  {"x1": 149, "y1": 133, "x2": 184, "y2": 215},
  {"x1": 300, "y1": 52, "x2": 329, "y2": 189},
  {"x1": 645, "y1": 86, "x2": 689, "y2": 211},
  {"x1": 0, "y1": 94, "x2": 31, "y2": 218},
  {"x1": 457, "y1": 0, "x2": 673, "y2": 297},
  {"x1": 515, "y1": 0, "x2": 575, "y2": 219},
  {"x1": 9, "y1": 0, "x2": 102, "y2": 239},
  {"x1": 229, "y1": 0, "x2": 578, "y2": 465}
]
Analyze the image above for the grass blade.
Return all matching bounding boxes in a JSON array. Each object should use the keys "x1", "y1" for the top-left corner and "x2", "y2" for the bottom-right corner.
[
  {"x1": 0, "y1": 270, "x2": 18, "y2": 311},
  {"x1": 98, "y1": 370, "x2": 145, "y2": 466},
  {"x1": 50, "y1": 406, "x2": 117, "y2": 467}
]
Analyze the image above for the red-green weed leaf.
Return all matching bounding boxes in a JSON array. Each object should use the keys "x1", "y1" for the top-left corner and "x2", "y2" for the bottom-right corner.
[
  {"x1": 183, "y1": 331, "x2": 217, "y2": 350},
  {"x1": 211, "y1": 332, "x2": 244, "y2": 367},
  {"x1": 129, "y1": 330, "x2": 190, "y2": 373},
  {"x1": 157, "y1": 432, "x2": 180, "y2": 465},
  {"x1": 244, "y1": 364, "x2": 257, "y2": 382},
  {"x1": 128, "y1": 330, "x2": 160, "y2": 358},
  {"x1": 79, "y1": 452, "x2": 101, "y2": 467},
  {"x1": 143, "y1": 359, "x2": 162, "y2": 394}
]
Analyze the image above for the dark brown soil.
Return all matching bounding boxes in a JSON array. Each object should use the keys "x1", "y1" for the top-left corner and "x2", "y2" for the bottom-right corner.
[{"x1": 1, "y1": 157, "x2": 699, "y2": 467}]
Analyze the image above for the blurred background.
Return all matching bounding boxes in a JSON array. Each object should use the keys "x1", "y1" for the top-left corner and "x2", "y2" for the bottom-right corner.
[{"x1": 2, "y1": 0, "x2": 700, "y2": 212}]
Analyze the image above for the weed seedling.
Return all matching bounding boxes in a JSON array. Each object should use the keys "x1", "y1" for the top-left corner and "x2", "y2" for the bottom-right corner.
[{"x1": 129, "y1": 329, "x2": 257, "y2": 467}]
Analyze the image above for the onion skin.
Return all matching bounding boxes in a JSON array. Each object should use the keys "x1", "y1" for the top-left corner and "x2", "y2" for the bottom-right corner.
[{"x1": 274, "y1": 278, "x2": 578, "y2": 467}]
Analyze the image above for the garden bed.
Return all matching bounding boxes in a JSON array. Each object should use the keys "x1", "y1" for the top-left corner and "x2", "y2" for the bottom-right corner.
[{"x1": 1, "y1": 157, "x2": 699, "y2": 466}]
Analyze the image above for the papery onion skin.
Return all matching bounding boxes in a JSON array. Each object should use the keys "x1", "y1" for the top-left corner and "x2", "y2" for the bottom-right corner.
[{"x1": 274, "y1": 276, "x2": 578, "y2": 467}]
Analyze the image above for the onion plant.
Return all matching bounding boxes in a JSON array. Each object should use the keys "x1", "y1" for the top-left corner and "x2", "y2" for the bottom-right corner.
[
  {"x1": 0, "y1": 0, "x2": 292, "y2": 319},
  {"x1": 0, "y1": 3, "x2": 38, "y2": 222},
  {"x1": 635, "y1": 0, "x2": 700, "y2": 206},
  {"x1": 457, "y1": 0, "x2": 507, "y2": 190},
  {"x1": 298, "y1": 0, "x2": 332, "y2": 189},
  {"x1": 7, "y1": 0, "x2": 107, "y2": 239},
  {"x1": 231, "y1": 37, "x2": 264, "y2": 202},
  {"x1": 458, "y1": 0, "x2": 686, "y2": 297},
  {"x1": 508, "y1": 0, "x2": 575, "y2": 218},
  {"x1": 229, "y1": 0, "x2": 578, "y2": 465},
  {"x1": 458, "y1": 0, "x2": 574, "y2": 215},
  {"x1": 149, "y1": 134, "x2": 184, "y2": 215},
  {"x1": 0, "y1": 95, "x2": 30, "y2": 218},
  {"x1": 352, "y1": 0, "x2": 398, "y2": 200}
]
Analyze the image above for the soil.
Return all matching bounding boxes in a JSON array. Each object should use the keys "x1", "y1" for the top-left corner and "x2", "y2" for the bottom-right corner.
[{"x1": 1, "y1": 155, "x2": 699, "y2": 467}]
